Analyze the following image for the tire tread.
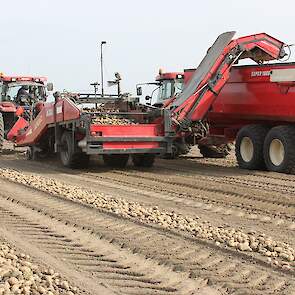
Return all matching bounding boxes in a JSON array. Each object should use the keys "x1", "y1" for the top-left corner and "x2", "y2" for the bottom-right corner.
[{"x1": 235, "y1": 124, "x2": 269, "y2": 170}]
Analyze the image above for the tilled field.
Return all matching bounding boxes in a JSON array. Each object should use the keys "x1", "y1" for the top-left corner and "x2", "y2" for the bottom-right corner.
[{"x1": 0, "y1": 146, "x2": 294, "y2": 294}]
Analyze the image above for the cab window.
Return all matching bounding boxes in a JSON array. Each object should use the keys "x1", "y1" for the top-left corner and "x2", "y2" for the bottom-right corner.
[{"x1": 158, "y1": 81, "x2": 173, "y2": 101}]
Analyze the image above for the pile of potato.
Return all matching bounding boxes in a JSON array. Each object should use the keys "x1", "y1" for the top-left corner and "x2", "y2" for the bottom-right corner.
[
  {"x1": 83, "y1": 107, "x2": 136, "y2": 125},
  {"x1": 91, "y1": 115, "x2": 136, "y2": 125},
  {"x1": 0, "y1": 168, "x2": 294, "y2": 271},
  {"x1": 0, "y1": 243, "x2": 77, "y2": 295}
]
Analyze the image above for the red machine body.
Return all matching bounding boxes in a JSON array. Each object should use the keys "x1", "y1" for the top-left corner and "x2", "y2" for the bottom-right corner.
[
  {"x1": 0, "y1": 101, "x2": 17, "y2": 113},
  {"x1": 14, "y1": 97, "x2": 164, "y2": 152},
  {"x1": 155, "y1": 72, "x2": 183, "y2": 81},
  {"x1": 11, "y1": 98, "x2": 79, "y2": 145},
  {"x1": 0, "y1": 76, "x2": 47, "y2": 83},
  {"x1": 9, "y1": 32, "x2": 287, "y2": 169},
  {"x1": 167, "y1": 32, "x2": 285, "y2": 123}
]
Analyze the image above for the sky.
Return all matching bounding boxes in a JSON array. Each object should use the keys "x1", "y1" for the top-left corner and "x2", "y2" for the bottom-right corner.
[{"x1": 1, "y1": 0, "x2": 295, "y2": 96}]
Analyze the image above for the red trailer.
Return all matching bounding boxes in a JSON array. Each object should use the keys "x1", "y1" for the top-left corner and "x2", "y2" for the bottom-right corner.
[{"x1": 180, "y1": 63, "x2": 295, "y2": 173}]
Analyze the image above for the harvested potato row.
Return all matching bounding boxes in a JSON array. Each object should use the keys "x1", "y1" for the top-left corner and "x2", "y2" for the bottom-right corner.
[
  {"x1": 83, "y1": 107, "x2": 137, "y2": 125},
  {"x1": 0, "y1": 242, "x2": 78, "y2": 295},
  {"x1": 91, "y1": 115, "x2": 136, "y2": 125},
  {"x1": 0, "y1": 168, "x2": 294, "y2": 272}
]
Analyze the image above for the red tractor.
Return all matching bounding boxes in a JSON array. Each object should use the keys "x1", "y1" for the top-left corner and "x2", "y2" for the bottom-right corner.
[{"x1": 0, "y1": 73, "x2": 53, "y2": 150}]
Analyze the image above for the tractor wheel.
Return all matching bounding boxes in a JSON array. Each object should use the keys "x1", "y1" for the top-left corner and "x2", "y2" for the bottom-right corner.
[
  {"x1": 60, "y1": 131, "x2": 89, "y2": 168},
  {"x1": 0, "y1": 113, "x2": 4, "y2": 151},
  {"x1": 132, "y1": 154, "x2": 155, "y2": 167},
  {"x1": 198, "y1": 144, "x2": 230, "y2": 158},
  {"x1": 263, "y1": 126, "x2": 295, "y2": 174},
  {"x1": 26, "y1": 146, "x2": 51, "y2": 161},
  {"x1": 235, "y1": 125, "x2": 269, "y2": 170},
  {"x1": 103, "y1": 154, "x2": 129, "y2": 168},
  {"x1": 26, "y1": 147, "x2": 34, "y2": 160}
]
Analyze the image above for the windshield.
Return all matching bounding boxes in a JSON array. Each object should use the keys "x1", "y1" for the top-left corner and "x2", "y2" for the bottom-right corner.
[
  {"x1": 0, "y1": 82, "x2": 46, "y2": 103},
  {"x1": 157, "y1": 79, "x2": 184, "y2": 102}
]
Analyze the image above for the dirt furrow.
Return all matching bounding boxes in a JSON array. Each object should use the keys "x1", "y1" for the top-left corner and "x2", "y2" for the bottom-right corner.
[
  {"x1": 155, "y1": 160, "x2": 295, "y2": 196},
  {"x1": 0, "y1": 193, "x2": 204, "y2": 295},
  {"x1": 106, "y1": 169, "x2": 295, "y2": 210},
  {"x1": 1, "y1": 157, "x2": 294, "y2": 246},
  {"x1": 0, "y1": 180, "x2": 294, "y2": 294}
]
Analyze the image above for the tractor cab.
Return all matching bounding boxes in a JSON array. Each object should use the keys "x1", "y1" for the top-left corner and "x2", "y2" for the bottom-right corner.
[
  {"x1": 155, "y1": 71, "x2": 184, "y2": 107},
  {"x1": 0, "y1": 74, "x2": 53, "y2": 149},
  {"x1": 136, "y1": 70, "x2": 184, "y2": 107},
  {"x1": 0, "y1": 76, "x2": 49, "y2": 104}
]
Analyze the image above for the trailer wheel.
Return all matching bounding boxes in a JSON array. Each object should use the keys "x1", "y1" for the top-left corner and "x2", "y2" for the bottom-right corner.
[
  {"x1": 235, "y1": 125, "x2": 269, "y2": 170},
  {"x1": 0, "y1": 113, "x2": 4, "y2": 151},
  {"x1": 199, "y1": 144, "x2": 230, "y2": 158},
  {"x1": 263, "y1": 126, "x2": 295, "y2": 174},
  {"x1": 103, "y1": 154, "x2": 129, "y2": 168},
  {"x1": 60, "y1": 131, "x2": 89, "y2": 168},
  {"x1": 132, "y1": 154, "x2": 155, "y2": 167}
]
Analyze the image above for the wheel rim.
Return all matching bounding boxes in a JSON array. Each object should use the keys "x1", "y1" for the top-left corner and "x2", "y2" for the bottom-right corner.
[
  {"x1": 240, "y1": 137, "x2": 254, "y2": 162},
  {"x1": 269, "y1": 139, "x2": 285, "y2": 166}
]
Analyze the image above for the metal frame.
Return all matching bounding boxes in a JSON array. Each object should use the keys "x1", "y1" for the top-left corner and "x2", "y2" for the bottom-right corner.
[{"x1": 50, "y1": 107, "x2": 174, "y2": 156}]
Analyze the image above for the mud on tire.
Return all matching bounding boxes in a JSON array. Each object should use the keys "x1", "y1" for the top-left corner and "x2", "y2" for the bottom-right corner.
[
  {"x1": 199, "y1": 144, "x2": 230, "y2": 158},
  {"x1": 263, "y1": 125, "x2": 295, "y2": 174},
  {"x1": 235, "y1": 125, "x2": 269, "y2": 170},
  {"x1": 60, "y1": 131, "x2": 89, "y2": 168}
]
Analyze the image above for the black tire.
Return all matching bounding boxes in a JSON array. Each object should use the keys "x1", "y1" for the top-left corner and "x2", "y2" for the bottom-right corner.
[
  {"x1": 60, "y1": 131, "x2": 89, "y2": 168},
  {"x1": 199, "y1": 144, "x2": 230, "y2": 158},
  {"x1": 162, "y1": 145, "x2": 180, "y2": 159},
  {"x1": 26, "y1": 147, "x2": 33, "y2": 160},
  {"x1": 103, "y1": 154, "x2": 129, "y2": 168},
  {"x1": 0, "y1": 113, "x2": 4, "y2": 151},
  {"x1": 162, "y1": 141, "x2": 190, "y2": 159},
  {"x1": 235, "y1": 125, "x2": 269, "y2": 170},
  {"x1": 26, "y1": 146, "x2": 51, "y2": 161},
  {"x1": 263, "y1": 126, "x2": 295, "y2": 174},
  {"x1": 132, "y1": 154, "x2": 155, "y2": 167}
]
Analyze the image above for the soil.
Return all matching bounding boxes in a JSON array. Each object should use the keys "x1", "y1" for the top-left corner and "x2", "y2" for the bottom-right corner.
[{"x1": 0, "y1": 143, "x2": 294, "y2": 294}]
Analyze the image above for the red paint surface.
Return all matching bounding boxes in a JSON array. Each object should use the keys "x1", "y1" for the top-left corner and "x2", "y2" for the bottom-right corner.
[
  {"x1": 91, "y1": 124, "x2": 162, "y2": 149},
  {"x1": 0, "y1": 102, "x2": 17, "y2": 113}
]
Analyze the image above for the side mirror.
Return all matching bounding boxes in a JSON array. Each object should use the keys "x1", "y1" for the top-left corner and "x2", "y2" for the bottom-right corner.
[
  {"x1": 136, "y1": 86, "x2": 142, "y2": 96},
  {"x1": 145, "y1": 95, "x2": 151, "y2": 101},
  {"x1": 47, "y1": 83, "x2": 54, "y2": 92}
]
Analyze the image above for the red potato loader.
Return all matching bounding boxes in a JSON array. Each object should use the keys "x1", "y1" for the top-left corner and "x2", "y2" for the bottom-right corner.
[{"x1": 9, "y1": 32, "x2": 286, "y2": 169}]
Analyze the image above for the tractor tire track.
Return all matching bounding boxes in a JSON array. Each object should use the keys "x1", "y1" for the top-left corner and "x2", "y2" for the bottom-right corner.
[
  {"x1": 0, "y1": 178, "x2": 294, "y2": 295},
  {"x1": 1, "y1": 157, "x2": 295, "y2": 246},
  {"x1": 0, "y1": 188, "x2": 206, "y2": 295}
]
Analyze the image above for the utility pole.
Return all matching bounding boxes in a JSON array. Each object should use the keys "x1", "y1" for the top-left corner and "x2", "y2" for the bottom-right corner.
[{"x1": 100, "y1": 41, "x2": 107, "y2": 97}]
